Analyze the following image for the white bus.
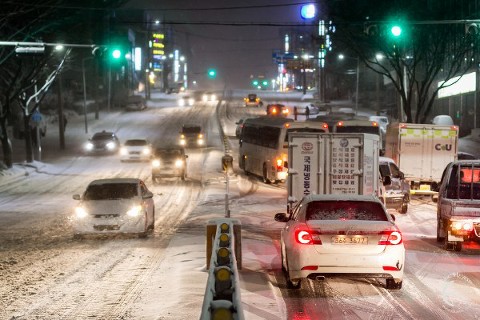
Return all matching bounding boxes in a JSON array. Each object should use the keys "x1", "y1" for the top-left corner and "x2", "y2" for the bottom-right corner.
[
  {"x1": 239, "y1": 116, "x2": 329, "y2": 183},
  {"x1": 333, "y1": 119, "x2": 384, "y2": 153}
]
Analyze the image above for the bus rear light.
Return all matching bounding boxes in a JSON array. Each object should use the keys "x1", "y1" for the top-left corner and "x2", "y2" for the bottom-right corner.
[
  {"x1": 372, "y1": 121, "x2": 378, "y2": 127},
  {"x1": 337, "y1": 121, "x2": 344, "y2": 126},
  {"x1": 451, "y1": 221, "x2": 473, "y2": 232},
  {"x1": 383, "y1": 266, "x2": 400, "y2": 271},
  {"x1": 301, "y1": 266, "x2": 319, "y2": 271},
  {"x1": 276, "y1": 159, "x2": 284, "y2": 170}
]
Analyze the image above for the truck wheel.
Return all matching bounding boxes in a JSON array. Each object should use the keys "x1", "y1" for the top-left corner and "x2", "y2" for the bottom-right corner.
[
  {"x1": 436, "y1": 219, "x2": 445, "y2": 242},
  {"x1": 399, "y1": 198, "x2": 408, "y2": 214},
  {"x1": 262, "y1": 164, "x2": 271, "y2": 184},
  {"x1": 453, "y1": 242, "x2": 462, "y2": 252}
]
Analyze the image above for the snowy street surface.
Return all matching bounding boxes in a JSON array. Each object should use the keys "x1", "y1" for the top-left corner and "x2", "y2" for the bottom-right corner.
[{"x1": 0, "y1": 90, "x2": 479, "y2": 320}]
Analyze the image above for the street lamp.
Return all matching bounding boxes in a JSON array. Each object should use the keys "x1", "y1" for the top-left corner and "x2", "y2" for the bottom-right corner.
[
  {"x1": 338, "y1": 54, "x2": 360, "y2": 115},
  {"x1": 82, "y1": 56, "x2": 93, "y2": 133}
]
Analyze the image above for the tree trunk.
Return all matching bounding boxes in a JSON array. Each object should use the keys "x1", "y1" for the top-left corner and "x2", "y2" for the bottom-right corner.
[
  {"x1": 23, "y1": 113, "x2": 34, "y2": 163},
  {"x1": 0, "y1": 121, "x2": 13, "y2": 168}
]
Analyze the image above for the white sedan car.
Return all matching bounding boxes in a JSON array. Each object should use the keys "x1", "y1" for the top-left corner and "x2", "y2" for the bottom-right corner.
[
  {"x1": 72, "y1": 178, "x2": 155, "y2": 237},
  {"x1": 275, "y1": 194, "x2": 405, "y2": 290},
  {"x1": 119, "y1": 139, "x2": 152, "y2": 162}
]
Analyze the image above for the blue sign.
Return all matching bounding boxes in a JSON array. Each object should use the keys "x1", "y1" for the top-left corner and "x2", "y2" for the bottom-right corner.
[{"x1": 31, "y1": 110, "x2": 42, "y2": 123}]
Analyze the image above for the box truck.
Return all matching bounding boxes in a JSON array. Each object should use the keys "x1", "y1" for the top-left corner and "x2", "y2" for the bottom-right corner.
[
  {"x1": 287, "y1": 132, "x2": 380, "y2": 213},
  {"x1": 384, "y1": 123, "x2": 458, "y2": 195}
]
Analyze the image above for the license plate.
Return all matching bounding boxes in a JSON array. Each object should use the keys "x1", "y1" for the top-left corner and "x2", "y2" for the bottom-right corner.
[
  {"x1": 420, "y1": 184, "x2": 431, "y2": 191},
  {"x1": 331, "y1": 236, "x2": 368, "y2": 244}
]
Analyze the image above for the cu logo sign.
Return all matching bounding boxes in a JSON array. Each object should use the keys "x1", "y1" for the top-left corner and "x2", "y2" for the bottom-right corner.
[
  {"x1": 435, "y1": 144, "x2": 453, "y2": 151},
  {"x1": 302, "y1": 142, "x2": 313, "y2": 151}
]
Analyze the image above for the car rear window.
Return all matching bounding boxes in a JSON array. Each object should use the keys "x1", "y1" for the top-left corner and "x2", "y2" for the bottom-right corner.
[
  {"x1": 155, "y1": 149, "x2": 182, "y2": 158},
  {"x1": 306, "y1": 201, "x2": 388, "y2": 221},
  {"x1": 84, "y1": 183, "x2": 138, "y2": 200}
]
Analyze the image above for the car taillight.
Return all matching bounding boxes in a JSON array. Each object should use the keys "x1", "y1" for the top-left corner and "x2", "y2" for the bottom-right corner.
[
  {"x1": 271, "y1": 108, "x2": 278, "y2": 114},
  {"x1": 295, "y1": 229, "x2": 322, "y2": 245},
  {"x1": 378, "y1": 230, "x2": 403, "y2": 245}
]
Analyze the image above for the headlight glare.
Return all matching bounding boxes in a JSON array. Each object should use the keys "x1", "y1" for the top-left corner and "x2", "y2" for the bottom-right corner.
[
  {"x1": 152, "y1": 159, "x2": 160, "y2": 167},
  {"x1": 127, "y1": 205, "x2": 142, "y2": 217},
  {"x1": 75, "y1": 207, "x2": 88, "y2": 218},
  {"x1": 175, "y1": 159, "x2": 184, "y2": 167}
]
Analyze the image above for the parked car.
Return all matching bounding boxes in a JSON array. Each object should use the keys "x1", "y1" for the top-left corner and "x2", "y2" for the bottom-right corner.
[
  {"x1": 119, "y1": 139, "x2": 152, "y2": 162},
  {"x1": 275, "y1": 194, "x2": 405, "y2": 290},
  {"x1": 84, "y1": 131, "x2": 120, "y2": 154},
  {"x1": 125, "y1": 95, "x2": 147, "y2": 111},
  {"x1": 179, "y1": 125, "x2": 206, "y2": 147},
  {"x1": 244, "y1": 93, "x2": 263, "y2": 107},
  {"x1": 379, "y1": 157, "x2": 410, "y2": 213},
  {"x1": 71, "y1": 178, "x2": 155, "y2": 237},
  {"x1": 434, "y1": 160, "x2": 480, "y2": 251},
  {"x1": 266, "y1": 104, "x2": 289, "y2": 117},
  {"x1": 151, "y1": 146, "x2": 188, "y2": 183}
]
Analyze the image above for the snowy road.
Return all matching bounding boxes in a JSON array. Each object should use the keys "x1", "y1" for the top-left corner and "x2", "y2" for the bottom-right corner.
[{"x1": 0, "y1": 90, "x2": 479, "y2": 319}]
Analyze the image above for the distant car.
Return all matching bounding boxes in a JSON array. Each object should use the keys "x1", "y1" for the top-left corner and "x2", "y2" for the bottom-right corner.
[
  {"x1": 151, "y1": 146, "x2": 188, "y2": 183},
  {"x1": 275, "y1": 194, "x2": 405, "y2": 290},
  {"x1": 119, "y1": 139, "x2": 152, "y2": 162},
  {"x1": 202, "y1": 92, "x2": 217, "y2": 102},
  {"x1": 71, "y1": 178, "x2": 155, "y2": 237},
  {"x1": 369, "y1": 115, "x2": 389, "y2": 135},
  {"x1": 235, "y1": 119, "x2": 245, "y2": 138},
  {"x1": 84, "y1": 131, "x2": 120, "y2": 154},
  {"x1": 379, "y1": 157, "x2": 410, "y2": 213},
  {"x1": 432, "y1": 115, "x2": 454, "y2": 125},
  {"x1": 244, "y1": 93, "x2": 262, "y2": 107},
  {"x1": 266, "y1": 104, "x2": 289, "y2": 117},
  {"x1": 178, "y1": 95, "x2": 195, "y2": 107},
  {"x1": 125, "y1": 95, "x2": 147, "y2": 111},
  {"x1": 179, "y1": 125, "x2": 206, "y2": 147}
]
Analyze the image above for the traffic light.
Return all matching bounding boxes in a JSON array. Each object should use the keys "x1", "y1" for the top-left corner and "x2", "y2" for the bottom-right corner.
[
  {"x1": 207, "y1": 68, "x2": 217, "y2": 79},
  {"x1": 252, "y1": 80, "x2": 259, "y2": 86},
  {"x1": 390, "y1": 25, "x2": 402, "y2": 37}
]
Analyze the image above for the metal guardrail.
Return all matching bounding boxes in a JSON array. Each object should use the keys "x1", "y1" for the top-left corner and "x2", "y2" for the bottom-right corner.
[{"x1": 200, "y1": 219, "x2": 244, "y2": 320}]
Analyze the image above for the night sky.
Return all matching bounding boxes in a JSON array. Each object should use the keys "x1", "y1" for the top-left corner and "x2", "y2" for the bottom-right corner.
[{"x1": 122, "y1": 1, "x2": 314, "y2": 90}]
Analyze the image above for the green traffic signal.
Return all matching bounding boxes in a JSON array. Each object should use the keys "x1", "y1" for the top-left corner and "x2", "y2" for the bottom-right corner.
[
  {"x1": 207, "y1": 69, "x2": 217, "y2": 79},
  {"x1": 390, "y1": 25, "x2": 402, "y2": 37},
  {"x1": 252, "y1": 80, "x2": 259, "y2": 86},
  {"x1": 112, "y1": 49, "x2": 122, "y2": 59}
]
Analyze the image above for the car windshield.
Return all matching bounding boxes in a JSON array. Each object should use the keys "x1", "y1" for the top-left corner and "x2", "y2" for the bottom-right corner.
[
  {"x1": 92, "y1": 133, "x2": 114, "y2": 140},
  {"x1": 306, "y1": 200, "x2": 388, "y2": 221},
  {"x1": 182, "y1": 126, "x2": 201, "y2": 134},
  {"x1": 155, "y1": 149, "x2": 182, "y2": 159},
  {"x1": 84, "y1": 183, "x2": 138, "y2": 200},
  {"x1": 248, "y1": 94, "x2": 257, "y2": 99},
  {"x1": 125, "y1": 140, "x2": 147, "y2": 146}
]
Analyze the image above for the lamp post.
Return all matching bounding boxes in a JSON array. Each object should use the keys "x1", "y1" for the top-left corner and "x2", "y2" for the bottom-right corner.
[
  {"x1": 338, "y1": 54, "x2": 360, "y2": 115},
  {"x1": 82, "y1": 56, "x2": 93, "y2": 133}
]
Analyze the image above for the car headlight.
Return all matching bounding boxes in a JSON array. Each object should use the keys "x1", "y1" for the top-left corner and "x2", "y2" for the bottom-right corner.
[
  {"x1": 211, "y1": 94, "x2": 217, "y2": 101},
  {"x1": 198, "y1": 134, "x2": 204, "y2": 139},
  {"x1": 142, "y1": 148, "x2": 151, "y2": 155},
  {"x1": 106, "y1": 142, "x2": 117, "y2": 150},
  {"x1": 120, "y1": 147, "x2": 128, "y2": 155},
  {"x1": 175, "y1": 159, "x2": 184, "y2": 168},
  {"x1": 127, "y1": 205, "x2": 142, "y2": 217},
  {"x1": 188, "y1": 98, "x2": 195, "y2": 105},
  {"x1": 152, "y1": 159, "x2": 160, "y2": 167},
  {"x1": 85, "y1": 142, "x2": 94, "y2": 151},
  {"x1": 179, "y1": 99, "x2": 185, "y2": 106},
  {"x1": 202, "y1": 95, "x2": 208, "y2": 102},
  {"x1": 75, "y1": 207, "x2": 88, "y2": 219},
  {"x1": 180, "y1": 140, "x2": 186, "y2": 146}
]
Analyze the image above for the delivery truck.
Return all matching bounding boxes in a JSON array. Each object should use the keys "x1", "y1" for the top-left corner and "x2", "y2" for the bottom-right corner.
[
  {"x1": 287, "y1": 132, "x2": 380, "y2": 213},
  {"x1": 384, "y1": 123, "x2": 458, "y2": 195},
  {"x1": 434, "y1": 160, "x2": 480, "y2": 252}
]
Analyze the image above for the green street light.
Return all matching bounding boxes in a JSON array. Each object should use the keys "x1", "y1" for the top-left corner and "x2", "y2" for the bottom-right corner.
[{"x1": 111, "y1": 48, "x2": 122, "y2": 59}]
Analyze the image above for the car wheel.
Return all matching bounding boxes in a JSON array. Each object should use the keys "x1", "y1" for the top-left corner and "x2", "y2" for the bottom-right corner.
[
  {"x1": 386, "y1": 279, "x2": 402, "y2": 290},
  {"x1": 399, "y1": 201, "x2": 408, "y2": 214},
  {"x1": 453, "y1": 241, "x2": 462, "y2": 252},
  {"x1": 282, "y1": 252, "x2": 301, "y2": 289},
  {"x1": 181, "y1": 171, "x2": 186, "y2": 181},
  {"x1": 149, "y1": 207, "x2": 155, "y2": 231}
]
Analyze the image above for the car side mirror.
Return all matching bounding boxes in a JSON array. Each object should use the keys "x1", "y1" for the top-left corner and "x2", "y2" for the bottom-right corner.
[
  {"x1": 73, "y1": 194, "x2": 81, "y2": 200},
  {"x1": 143, "y1": 191, "x2": 154, "y2": 199},
  {"x1": 274, "y1": 213, "x2": 289, "y2": 222},
  {"x1": 399, "y1": 171, "x2": 405, "y2": 179}
]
